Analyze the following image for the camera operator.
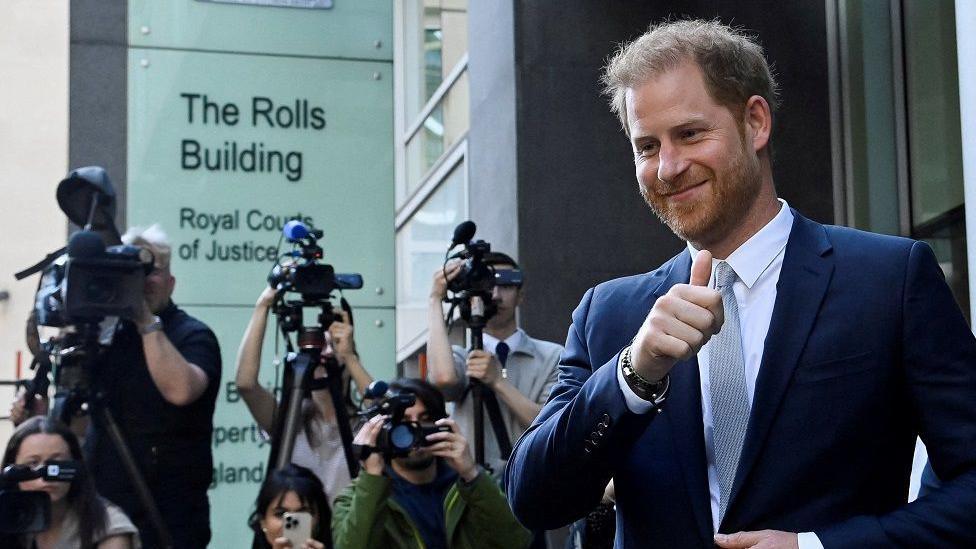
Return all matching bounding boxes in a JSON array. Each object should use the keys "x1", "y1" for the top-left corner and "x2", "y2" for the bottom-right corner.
[
  {"x1": 331, "y1": 378, "x2": 531, "y2": 549},
  {"x1": 426, "y1": 253, "x2": 562, "y2": 478},
  {"x1": 84, "y1": 224, "x2": 221, "y2": 549},
  {"x1": 235, "y1": 285, "x2": 373, "y2": 500}
]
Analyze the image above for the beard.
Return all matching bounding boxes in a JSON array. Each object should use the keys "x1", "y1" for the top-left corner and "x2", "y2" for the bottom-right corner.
[
  {"x1": 397, "y1": 450, "x2": 435, "y2": 471},
  {"x1": 640, "y1": 139, "x2": 762, "y2": 246}
]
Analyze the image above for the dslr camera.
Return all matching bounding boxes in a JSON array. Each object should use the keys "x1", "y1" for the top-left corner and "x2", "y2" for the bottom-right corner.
[{"x1": 357, "y1": 381, "x2": 450, "y2": 459}]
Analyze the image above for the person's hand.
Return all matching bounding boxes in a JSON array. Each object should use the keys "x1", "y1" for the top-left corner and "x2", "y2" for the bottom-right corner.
[
  {"x1": 271, "y1": 538, "x2": 325, "y2": 549},
  {"x1": 466, "y1": 350, "x2": 502, "y2": 387},
  {"x1": 328, "y1": 310, "x2": 356, "y2": 362},
  {"x1": 9, "y1": 391, "x2": 47, "y2": 427},
  {"x1": 133, "y1": 298, "x2": 155, "y2": 328},
  {"x1": 353, "y1": 414, "x2": 387, "y2": 475},
  {"x1": 9, "y1": 393, "x2": 30, "y2": 426},
  {"x1": 425, "y1": 418, "x2": 478, "y2": 482},
  {"x1": 256, "y1": 286, "x2": 279, "y2": 309},
  {"x1": 630, "y1": 250, "x2": 723, "y2": 381},
  {"x1": 431, "y1": 261, "x2": 463, "y2": 301},
  {"x1": 714, "y1": 530, "x2": 798, "y2": 549}
]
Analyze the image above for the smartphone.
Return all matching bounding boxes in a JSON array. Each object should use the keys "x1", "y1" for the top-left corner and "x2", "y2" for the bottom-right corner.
[{"x1": 282, "y1": 511, "x2": 313, "y2": 547}]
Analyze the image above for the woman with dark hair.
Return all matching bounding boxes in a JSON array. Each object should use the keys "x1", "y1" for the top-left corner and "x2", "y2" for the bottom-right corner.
[
  {"x1": 236, "y1": 286, "x2": 373, "y2": 501},
  {"x1": 249, "y1": 464, "x2": 332, "y2": 549},
  {"x1": 1, "y1": 416, "x2": 139, "y2": 548}
]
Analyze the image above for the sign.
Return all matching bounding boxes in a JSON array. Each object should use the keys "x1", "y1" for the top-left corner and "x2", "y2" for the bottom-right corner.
[{"x1": 127, "y1": 45, "x2": 393, "y2": 546}]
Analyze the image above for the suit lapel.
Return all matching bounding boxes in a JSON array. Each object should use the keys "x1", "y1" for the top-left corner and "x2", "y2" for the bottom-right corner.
[
  {"x1": 725, "y1": 212, "x2": 834, "y2": 522},
  {"x1": 656, "y1": 251, "x2": 714, "y2": 545}
]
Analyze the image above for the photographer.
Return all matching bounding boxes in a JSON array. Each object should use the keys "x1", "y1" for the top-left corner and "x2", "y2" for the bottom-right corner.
[
  {"x1": 1, "y1": 417, "x2": 140, "y2": 549},
  {"x1": 331, "y1": 378, "x2": 531, "y2": 549},
  {"x1": 236, "y1": 285, "x2": 373, "y2": 500},
  {"x1": 84, "y1": 224, "x2": 221, "y2": 549},
  {"x1": 426, "y1": 253, "x2": 562, "y2": 477}
]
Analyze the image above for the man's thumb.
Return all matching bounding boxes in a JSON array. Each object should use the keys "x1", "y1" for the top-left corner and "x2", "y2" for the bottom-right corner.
[{"x1": 690, "y1": 249, "x2": 712, "y2": 286}]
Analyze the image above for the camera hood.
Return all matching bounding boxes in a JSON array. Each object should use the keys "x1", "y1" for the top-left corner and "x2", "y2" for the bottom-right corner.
[{"x1": 57, "y1": 166, "x2": 121, "y2": 244}]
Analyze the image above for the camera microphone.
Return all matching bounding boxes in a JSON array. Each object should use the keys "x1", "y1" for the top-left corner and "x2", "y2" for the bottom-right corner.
[
  {"x1": 451, "y1": 220, "x2": 477, "y2": 247},
  {"x1": 282, "y1": 220, "x2": 310, "y2": 241},
  {"x1": 364, "y1": 380, "x2": 389, "y2": 400},
  {"x1": 66, "y1": 230, "x2": 104, "y2": 259}
]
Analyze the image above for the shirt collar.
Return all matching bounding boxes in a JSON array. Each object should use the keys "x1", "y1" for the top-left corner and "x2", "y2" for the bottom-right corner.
[
  {"x1": 687, "y1": 199, "x2": 793, "y2": 289},
  {"x1": 483, "y1": 328, "x2": 530, "y2": 356}
]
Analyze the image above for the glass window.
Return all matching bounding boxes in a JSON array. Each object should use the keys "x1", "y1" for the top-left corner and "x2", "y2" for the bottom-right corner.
[
  {"x1": 403, "y1": 0, "x2": 468, "y2": 122},
  {"x1": 903, "y1": 0, "x2": 967, "y2": 319},
  {"x1": 842, "y1": 0, "x2": 900, "y2": 235},
  {"x1": 395, "y1": 162, "x2": 466, "y2": 349},
  {"x1": 404, "y1": 70, "x2": 469, "y2": 193}
]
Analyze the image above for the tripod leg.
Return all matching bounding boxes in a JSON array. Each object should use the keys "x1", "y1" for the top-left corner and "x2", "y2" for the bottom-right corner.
[
  {"x1": 472, "y1": 381, "x2": 486, "y2": 467},
  {"x1": 94, "y1": 405, "x2": 174, "y2": 549},
  {"x1": 274, "y1": 353, "x2": 312, "y2": 470}
]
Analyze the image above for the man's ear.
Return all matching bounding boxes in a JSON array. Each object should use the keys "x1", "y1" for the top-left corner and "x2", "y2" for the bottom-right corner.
[{"x1": 743, "y1": 95, "x2": 771, "y2": 153}]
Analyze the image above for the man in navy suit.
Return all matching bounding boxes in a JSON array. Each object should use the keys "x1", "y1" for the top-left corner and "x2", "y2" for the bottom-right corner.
[{"x1": 506, "y1": 19, "x2": 976, "y2": 548}]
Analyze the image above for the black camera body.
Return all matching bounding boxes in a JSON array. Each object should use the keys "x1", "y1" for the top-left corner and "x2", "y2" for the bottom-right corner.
[
  {"x1": 0, "y1": 460, "x2": 80, "y2": 535},
  {"x1": 360, "y1": 382, "x2": 450, "y2": 459},
  {"x1": 447, "y1": 240, "x2": 494, "y2": 295},
  {"x1": 267, "y1": 220, "x2": 362, "y2": 302},
  {"x1": 62, "y1": 243, "x2": 149, "y2": 322}
]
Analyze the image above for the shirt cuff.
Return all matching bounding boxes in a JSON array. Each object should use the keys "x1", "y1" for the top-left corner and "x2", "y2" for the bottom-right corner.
[
  {"x1": 617, "y1": 353, "x2": 655, "y2": 414},
  {"x1": 797, "y1": 532, "x2": 824, "y2": 549}
]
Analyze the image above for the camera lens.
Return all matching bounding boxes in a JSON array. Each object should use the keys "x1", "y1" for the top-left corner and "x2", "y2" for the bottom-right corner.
[{"x1": 389, "y1": 423, "x2": 416, "y2": 451}]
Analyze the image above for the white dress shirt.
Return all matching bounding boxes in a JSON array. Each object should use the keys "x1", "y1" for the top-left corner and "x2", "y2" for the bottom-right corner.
[
  {"x1": 482, "y1": 329, "x2": 525, "y2": 358},
  {"x1": 617, "y1": 200, "x2": 824, "y2": 549}
]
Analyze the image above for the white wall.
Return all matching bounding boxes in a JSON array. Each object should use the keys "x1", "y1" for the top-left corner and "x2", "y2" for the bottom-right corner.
[{"x1": 0, "y1": 1, "x2": 69, "y2": 447}]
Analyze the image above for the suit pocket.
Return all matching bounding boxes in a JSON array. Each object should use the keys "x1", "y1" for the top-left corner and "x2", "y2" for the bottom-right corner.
[{"x1": 793, "y1": 351, "x2": 879, "y2": 384}]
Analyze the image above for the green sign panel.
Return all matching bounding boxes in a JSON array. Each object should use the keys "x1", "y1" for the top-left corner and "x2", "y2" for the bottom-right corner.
[
  {"x1": 129, "y1": 0, "x2": 392, "y2": 61},
  {"x1": 127, "y1": 46, "x2": 394, "y2": 546}
]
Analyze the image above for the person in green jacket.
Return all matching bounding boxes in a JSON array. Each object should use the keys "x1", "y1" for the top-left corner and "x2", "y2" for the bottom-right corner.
[{"x1": 332, "y1": 378, "x2": 532, "y2": 549}]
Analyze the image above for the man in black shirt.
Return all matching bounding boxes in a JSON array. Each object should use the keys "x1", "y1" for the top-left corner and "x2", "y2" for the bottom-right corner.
[{"x1": 86, "y1": 224, "x2": 221, "y2": 549}]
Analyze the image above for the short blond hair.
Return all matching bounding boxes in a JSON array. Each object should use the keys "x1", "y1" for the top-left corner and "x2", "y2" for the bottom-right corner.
[
  {"x1": 602, "y1": 19, "x2": 779, "y2": 137},
  {"x1": 122, "y1": 224, "x2": 172, "y2": 269}
]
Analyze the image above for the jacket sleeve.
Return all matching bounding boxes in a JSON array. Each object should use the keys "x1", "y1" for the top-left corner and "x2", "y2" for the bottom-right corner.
[
  {"x1": 331, "y1": 473, "x2": 390, "y2": 549},
  {"x1": 817, "y1": 241, "x2": 976, "y2": 547},
  {"x1": 505, "y1": 288, "x2": 657, "y2": 530},
  {"x1": 456, "y1": 473, "x2": 532, "y2": 548}
]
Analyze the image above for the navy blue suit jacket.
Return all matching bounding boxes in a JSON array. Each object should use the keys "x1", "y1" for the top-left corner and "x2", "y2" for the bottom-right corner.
[{"x1": 506, "y1": 211, "x2": 976, "y2": 548}]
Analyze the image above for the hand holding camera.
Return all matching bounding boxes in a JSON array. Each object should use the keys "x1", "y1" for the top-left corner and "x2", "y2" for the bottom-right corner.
[
  {"x1": 466, "y1": 350, "x2": 502, "y2": 388},
  {"x1": 424, "y1": 418, "x2": 478, "y2": 482},
  {"x1": 353, "y1": 415, "x2": 389, "y2": 476},
  {"x1": 327, "y1": 310, "x2": 356, "y2": 363}
]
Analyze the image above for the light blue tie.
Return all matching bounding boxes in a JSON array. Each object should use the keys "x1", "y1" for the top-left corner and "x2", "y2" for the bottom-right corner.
[{"x1": 709, "y1": 261, "x2": 750, "y2": 522}]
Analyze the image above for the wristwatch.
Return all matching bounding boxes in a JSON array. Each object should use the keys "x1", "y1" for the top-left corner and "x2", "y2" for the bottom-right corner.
[
  {"x1": 620, "y1": 345, "x2": 670, "y2": 407},
  {"x1": 139, "y1": 315, "x2": 164, "y2": 335}
]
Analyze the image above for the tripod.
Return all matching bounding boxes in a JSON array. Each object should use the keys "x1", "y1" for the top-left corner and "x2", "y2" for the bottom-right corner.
[
  {"x1": 266, "y1": 299, "x2": 359, "y2": 479},
  {"x1": 48, "y1": 321, "x2": 174, "y2": 549},
  {"x1": 454, "y1": 291, "x2": 513, "y2": 471}
]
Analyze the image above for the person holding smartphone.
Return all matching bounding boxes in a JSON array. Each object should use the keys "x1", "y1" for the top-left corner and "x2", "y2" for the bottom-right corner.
[{"x1": 249, "y1": 464, "x2": 331, "y2": 549}]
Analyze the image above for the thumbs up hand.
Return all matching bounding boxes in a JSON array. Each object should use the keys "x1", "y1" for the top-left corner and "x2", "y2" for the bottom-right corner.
[{"x1": 630, "y1": 250, "x2": 724, "y2": 382}]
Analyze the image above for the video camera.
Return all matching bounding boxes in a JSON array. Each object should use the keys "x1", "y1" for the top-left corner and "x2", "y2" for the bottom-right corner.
[
  {"x1": 19, "y1": 167, "x2": 154, "y2": 328},
  {"x1": 357, "y1": 381, "x2": 450, "y2": 459},
  {"x1": 267, "y1": 220, "x2": 363, "y2": 303},
  {"x1": 444, "y1": 220, "x2": 523, "y2": 296},
  {"x1": 0, "y1": 460, "x2": 80, "y2": 534}
]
